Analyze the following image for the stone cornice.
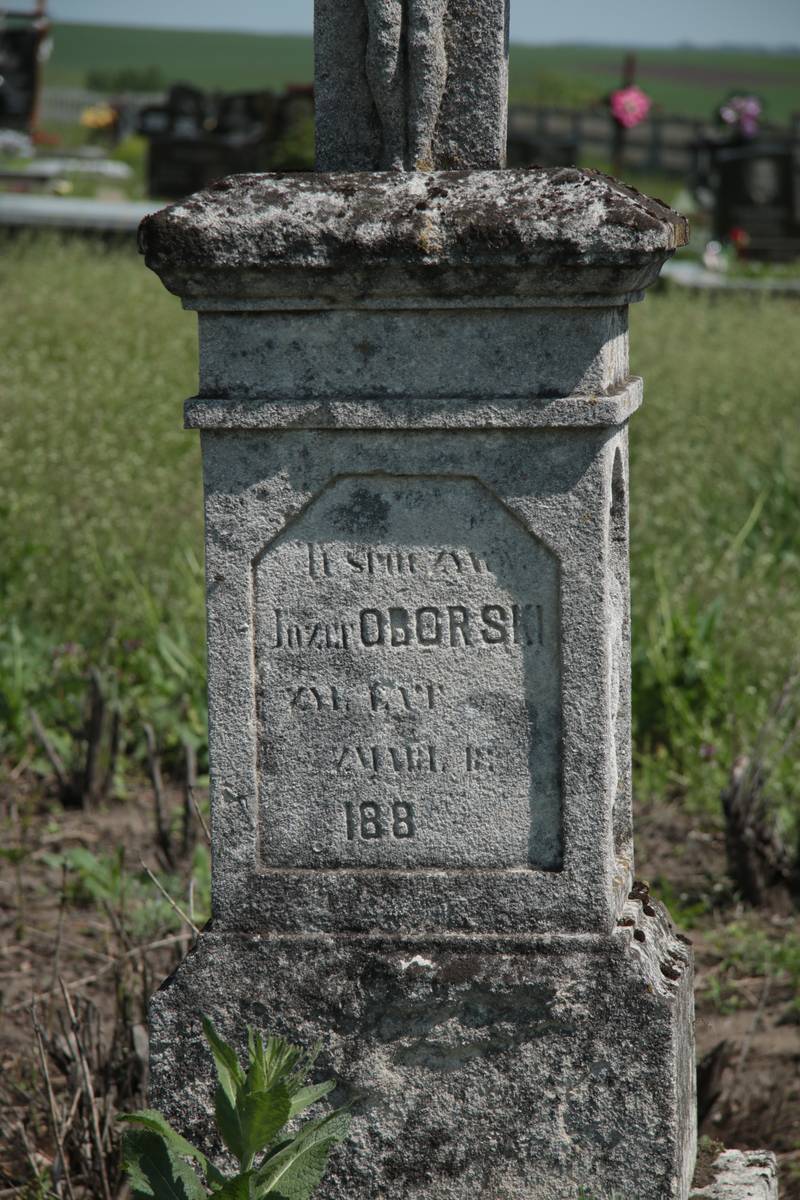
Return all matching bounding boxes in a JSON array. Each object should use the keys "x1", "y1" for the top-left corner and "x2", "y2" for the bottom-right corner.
[{"x1": 139, "y1": 167, "x2": 689, "y2": 306}]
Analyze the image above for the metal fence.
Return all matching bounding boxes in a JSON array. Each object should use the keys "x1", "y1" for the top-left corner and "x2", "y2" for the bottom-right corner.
[
  {"x1": 39, "y1": 89, "x2": 800, "y2": 179},
  {"x1": 507, "y1": 106, "x2": 795, "y2": 176}
]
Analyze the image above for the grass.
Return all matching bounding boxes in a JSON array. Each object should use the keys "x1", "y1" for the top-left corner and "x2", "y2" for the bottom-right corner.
[
  {"x1": 44, "y1": 23, "x2": 800, "y2": 122},
  {"x1": 0, "y1": 234, "x2": 799, "y2": 823},
  {"x1": 629, "y1": 284, "x2": 800, "y2": 817},
  {"x1": 0, "y1": 235, "x2": 204, "y2": 771},
  {"x1": 43, "y1": 843, "x2": 211, "y2": 939},
  {"x1": 702, "y1": 917, "x2": 800, "y2": 1015}
]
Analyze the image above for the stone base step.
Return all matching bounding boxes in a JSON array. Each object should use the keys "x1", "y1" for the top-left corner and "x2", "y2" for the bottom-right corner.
[{"x1": 692, "y1": 1150, "x2": 779, "y2": 1199}]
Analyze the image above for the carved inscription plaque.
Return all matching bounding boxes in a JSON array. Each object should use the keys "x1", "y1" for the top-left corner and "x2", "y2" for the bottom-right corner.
[{"x1": 253, "y1": 477, "x2": 561, "y2": 870}]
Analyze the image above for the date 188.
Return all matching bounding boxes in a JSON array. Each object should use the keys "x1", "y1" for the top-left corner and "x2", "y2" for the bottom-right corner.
[{"x1": 344, "y1": 801, "x2": 415, "y2": 840}]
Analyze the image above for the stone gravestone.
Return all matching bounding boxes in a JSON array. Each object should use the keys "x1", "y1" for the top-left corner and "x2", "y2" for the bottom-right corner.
[
  {"x1": 712, "y1": 137, "x2": 800, "y2": 261},
  {"x1": 692, "y1": 133, "x2": 800, "y2": 262},
  {"x1": 138, "y1": 4, "x2": 705, "y2": 1196}
]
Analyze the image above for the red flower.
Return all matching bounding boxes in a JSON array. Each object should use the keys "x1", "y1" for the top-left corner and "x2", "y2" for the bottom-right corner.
[{"x1": 610, "y1": 86, "x2": 651, "y2": 129}]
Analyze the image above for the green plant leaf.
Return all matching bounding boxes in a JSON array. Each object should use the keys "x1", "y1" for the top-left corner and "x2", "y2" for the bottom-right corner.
[
  {"x1": 210, "y1": 1173, "x2": 255, "y2": 1200},
  {"x1": 285, "y1": 1043, "x2": 322, "y2": 1097},
  {"x1": 203, "y1": 1016, "x2": 245, "y2": 1105},
  {"x1": 120, "y1": 1110, "x2": 207, "y2": 1167},
  {"x1": 214, "y1": 1082, "x2": 245, "y2": 1164},
  {"x1": 257, "y1": 1139, "x2": 335, "y2": 1200},
  {"x1": 246, "y1": 1028, "x2": 267, "y2": 1094},
  {"x1": 239, "y1": 1085, "x2": 292, "y2": 1164},
  {"x1": 258, "y1": 1111, "x2": 350, "y2": 1169},
  {"x1": 122, "y1": 1128, "x2": 207, "y2": 1200},
  {"x1": 255, "y1": 1110, "x2": 351, "y2": 1199},
  {"x1": 253, "y1": 1033, "x2": 302, "y2": 1092},
  {"x1": 287, "y1": 1082, "x2": 335, "y2": 1120},
  {"x1": 121, "y1": 1111, "x2": 225, "y2": 1187}
]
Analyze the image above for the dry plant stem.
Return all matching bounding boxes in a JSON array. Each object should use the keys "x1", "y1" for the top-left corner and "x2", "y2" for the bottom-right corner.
[
  {"x1": 774, "y1": 712, "x2": 800, "y2": 765},
  {"x1": 143, "y1": 723, "x2": 174, "y2": 867},
  {"x1": 82, "y1": 667, "x2": 107, "y2": 804},
  {"x1": 182, "y1": 741, "x2": 198, "y2": 855},
  {"x1": 24, "y1": 924, "x2": 114, "y2": 963},
  {"x1": 8, "y1": 751, "x2": 32, "y2": 781},
  {"x1": 139, "y1": 859, "x2": 201, "y2": 936},
  {"x1": 190, "y1": 785, "x2": 211, "y2": 844},
  {"x1": 7, "y1": 935, "x2": 185, "y2": 1014},
  {"x1": 102, "y1": 899, "x2": 132, "y2": 954},
  {"x1": 101, "y1": 709, "x2": 121, "y2": 799},
  {"x1": 731, "y1": 974, "x2": 772, "y2": 1099},
  {"x1": 722, "y1": 668, "x2": 800, "y2": 906},
  {"x1": 58, "y1": 979, "x2": 113, "y2": 1200},
  {"x1": 31, "y1": 1005, "x2": 78, "y2": 1200},
  {"x1": 16, "y1": 1122, "x2": 44, "y2": 1190},
  {"x1": 59, "y1": 1086, "x2": 83, "y2": 1145},
  {"x1": 50, "y1": 866, "x2": 68, "y2": 992},
  {"x1": 748, "y1": 668, "x2": 800, "y2": 783},
  {"x1": 29, "y1": 708, "x2": 69, "y2": 794}
]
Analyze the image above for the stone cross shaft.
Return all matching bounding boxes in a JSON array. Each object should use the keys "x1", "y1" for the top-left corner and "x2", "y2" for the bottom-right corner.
[
  {"x1": 315, "y1": 0, "x2": 510, "y2": 170},
  {"x1": 138, "y1": 10, "x2": 701, "y2": 1194}
]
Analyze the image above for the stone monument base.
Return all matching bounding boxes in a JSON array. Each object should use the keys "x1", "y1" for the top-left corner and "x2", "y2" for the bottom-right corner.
[{"x1": 150, "y1": 899, "x2": 695, "y2": 1200}]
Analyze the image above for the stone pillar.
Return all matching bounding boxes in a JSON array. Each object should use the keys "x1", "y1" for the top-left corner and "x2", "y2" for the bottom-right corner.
[{"x1": 139, "y1": 167, "x2": 696, "y2": 1198}]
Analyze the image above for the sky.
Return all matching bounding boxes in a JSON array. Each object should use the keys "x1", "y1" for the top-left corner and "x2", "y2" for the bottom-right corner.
[{"x1": 46, "y1": 0, "x2": 800, "y2": 49}]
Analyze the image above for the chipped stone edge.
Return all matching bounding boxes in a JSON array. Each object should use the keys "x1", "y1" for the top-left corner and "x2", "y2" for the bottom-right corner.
[
  {"x1": 184, "y1": 376, "x2": 643, "y2": 431},
  {"x1": 691, "y1": 1150, "x2": 779, "y2": 1199},
  {"x1": 138, "y1": 168, "x2": 689, "y2": 306}
]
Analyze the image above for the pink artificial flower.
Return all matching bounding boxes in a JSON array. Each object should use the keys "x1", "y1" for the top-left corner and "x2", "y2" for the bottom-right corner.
[
  {"x1": 610, "y1": 86, "x2": 652, "y2": 130},
  {"x1": 719, "y1": 95, "x2": 762, "y2": 139}
]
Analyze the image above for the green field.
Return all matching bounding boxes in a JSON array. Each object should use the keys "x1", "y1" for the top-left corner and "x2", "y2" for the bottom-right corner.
[
  {"x1": 45, "y1": 22, "x2": 800, "y2": 122},
  {"x1": 1, "y1": 233, "x2": 799, "y2": 822},
  {"x1": 45, "y1": 23, "x2": 314, "y2": 93},
  {"x1": 510, "y1": 44, "x2": 800, "y2": 119}
]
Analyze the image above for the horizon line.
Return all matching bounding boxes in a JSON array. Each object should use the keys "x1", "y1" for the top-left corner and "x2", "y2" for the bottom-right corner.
[{"x1": 47, "y1": 18, "x2": 800, "y2": 53}]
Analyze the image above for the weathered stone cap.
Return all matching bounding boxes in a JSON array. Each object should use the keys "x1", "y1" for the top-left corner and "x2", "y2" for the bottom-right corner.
[{"x1": 139, "y1": 167, "x2": 689, "y2": 305}]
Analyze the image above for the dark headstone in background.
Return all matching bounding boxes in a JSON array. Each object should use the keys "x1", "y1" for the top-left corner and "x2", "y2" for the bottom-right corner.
[
  {"x1": 694, "y1": 135, "x2": 800, "y2": 262},
  {"x1": 0, "y1": 27, "x2": 40, "y2": 129}
]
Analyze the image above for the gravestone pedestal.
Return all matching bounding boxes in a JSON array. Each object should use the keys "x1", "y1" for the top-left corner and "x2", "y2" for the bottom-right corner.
[
  {"x1": 152, "y1": 923, "x2": 694, "y2": 1199},
  {"x1": 140, "y1": 168, "x2": 697, "y2": 1198}
]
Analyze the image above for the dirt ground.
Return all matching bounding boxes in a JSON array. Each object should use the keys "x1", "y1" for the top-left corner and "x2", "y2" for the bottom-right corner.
[
  {"x1": 1, "y1": 783, "x2": 798, "y2": 1196},
  {"x1": 638, "y1": 800, "x2": 800, "y2": 1196}
]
